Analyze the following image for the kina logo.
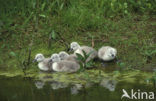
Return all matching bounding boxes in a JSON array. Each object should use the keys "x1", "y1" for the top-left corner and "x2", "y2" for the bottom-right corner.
[{"x1": 121, "y1": 89, "x2": 155, "y2": 100}]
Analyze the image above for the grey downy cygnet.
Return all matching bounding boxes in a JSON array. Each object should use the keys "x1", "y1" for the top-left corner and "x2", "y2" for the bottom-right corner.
[
  {"x1": 33, "y1": 53, "x2": 53, "y2": 72},
  {"x1": 58, "y1": 51, "x2": 69, "y2": 60},
  {"x1": 59, "y1": 51, "x2": 78, "y2": 63},
  {"x1": 51, "y1": 53, "x2": 80, "y2": 73},
  {"x1": 70, "y1": 42, "x2": 97, "y2": 62},
  {"x1": 98, "y1": 46, "x2": 117, "y2": 61}
]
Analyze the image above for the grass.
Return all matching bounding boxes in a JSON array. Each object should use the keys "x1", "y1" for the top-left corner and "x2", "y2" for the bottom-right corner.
[{"x1": 0, "y1": 0, "x2": 155, "y2": 73}]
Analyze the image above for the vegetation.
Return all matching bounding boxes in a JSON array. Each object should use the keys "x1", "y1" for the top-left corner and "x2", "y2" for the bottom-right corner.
[
  {"x1": 147, "y1": 70, "x2": 156, "y2": 87},
  {"x1": 0, "y1": 0, "x2": 155, "y2": 77},
  {"x1": 76, "y1": 50, "x2": 94, "y2": 72}
]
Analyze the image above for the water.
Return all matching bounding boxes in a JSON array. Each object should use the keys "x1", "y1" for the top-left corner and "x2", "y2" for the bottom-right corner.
[{"x1": 0, "y1": 76, "x2": 155, "y2": 101}]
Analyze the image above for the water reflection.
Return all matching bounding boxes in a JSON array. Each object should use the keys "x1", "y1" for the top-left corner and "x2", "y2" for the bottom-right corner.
[
  {"x1": 100, "y1": 78, "x2": 117, "y2": 91},
  {"x1": 50, "y1": 81, "x2": 68, "y2": 90},
  {"x1": 0, "y1": 76, "x2": 155, "y2": 101},
  {"x1": 35, "y1": 81, "x2": 45, "y2": 89},
  {"x1": 85, "y1": 82, "x2": 94, "y2": 88},
  {"x1": 35, "y1": 80, "x2": 69, "y2": 90},
  {"x1": 34, "y1": 77, "x2": 117, "y2": 92},
  {"x1": 71, "y1": 84, "x2": 83, "y2": 95}
]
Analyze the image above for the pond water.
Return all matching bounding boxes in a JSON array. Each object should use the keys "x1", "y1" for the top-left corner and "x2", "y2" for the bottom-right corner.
[{"x1": 0, "y1": 76, "x2": 155, "y2": 101}]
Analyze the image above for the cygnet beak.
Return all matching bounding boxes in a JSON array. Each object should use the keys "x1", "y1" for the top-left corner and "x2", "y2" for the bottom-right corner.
[
  {"x1": 32, "y1": 59, "x2": 37, "y2": 63},
  {"x1": 67, "y1": 48, "x2": 70, "y2": 52},
  {"x1": 50, "y1": 59, "x2": 53, "y2": 62},
  {"x1": 68, "y1": 48, "x2": 73, "y2": 52}
]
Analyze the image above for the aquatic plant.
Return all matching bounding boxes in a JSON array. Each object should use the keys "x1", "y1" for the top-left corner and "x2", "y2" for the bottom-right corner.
[{"x1": 76, "y1": 50, "x2": 94, "y2": 72}]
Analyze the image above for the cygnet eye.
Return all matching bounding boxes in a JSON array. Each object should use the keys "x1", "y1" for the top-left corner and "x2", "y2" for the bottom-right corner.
[{"x1": 111, "y1": 54, "x2": 115, "y2": 57}]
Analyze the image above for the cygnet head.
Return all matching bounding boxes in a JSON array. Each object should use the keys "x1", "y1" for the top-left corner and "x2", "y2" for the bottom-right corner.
[
  {"x1": 33, "y1": 53, "x2": 45, "y2": 62},
  {"x1": 59, "y1": 51, "x2": 69, "y2": 60},
  {"x1": 51, "y1": 53, "x2": 61, "y2": 62},
  {"x1": 106, "y1": 48, "x2": 117, "y2": 59},
  {"x1": 70, "y1": 42, "x2": 80, "y2": 51}
]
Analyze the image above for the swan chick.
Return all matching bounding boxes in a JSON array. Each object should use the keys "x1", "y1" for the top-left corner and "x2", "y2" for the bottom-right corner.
[
  {"x1": 59, "y1": 51, "x2": 78, "y2": 63},
  {"x1": 98, "y1": 46, "x2": 117, "y2": 61},
  {"x1": 59, "y1": 51, "x2": 69, "y2": 60},
  {"x1": 33, "y1": 53, "x2": 53, "y2": 71},
  {"x1": 51, "y1": 53, "x2": 61, "y2": 62},
  {"x1": 51, "y1": 54, "x2": 80, "y2": 73},
  {"x1": 70, "y1": 42, "x2": 97, "y2": 62}
]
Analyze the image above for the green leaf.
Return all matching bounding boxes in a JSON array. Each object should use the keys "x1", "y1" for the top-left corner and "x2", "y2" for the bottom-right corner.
[
  {"x1": 9, "y1": 51, "x2": 16, "y2": 57},
  {"x1": 86, "y1": 51, "x2": 94, "y2": 59},
  {"x1": 76, "y1": 50, "x2": 94, "y2": 72},
  {"x1": 124, "y1": 3, "x2": 128, "y2": 8},
  {"x1": 77, "y1": 63, "x2": 84, "y2": 73},
  {"x1": 76, "y1": 53, "x2": 85, "y2": 62},
  {"x1": 23, "y1": 12, "x2": 34, "y2": 26},
  {"x1": 39, "y1": 14, "x2": 46, "y2": 18},
  {"x1": 51, "y1": 30, "x2": 56, "y2": 39},
  {"x1": 60, "y1": 3, "x2": 64, "y2": 10},
  {"x1": 82, "y1": 50, "x2": 87, "y2": 59},
  {"x1": 41, "y1": 2, "x2": 46, "y2": 11},
  {"x1": 85, "y1": 62, "x2": 92, "y2": 68},
  {"x1": 85, "y1": 60, "x2": 93, "y2": 68}
]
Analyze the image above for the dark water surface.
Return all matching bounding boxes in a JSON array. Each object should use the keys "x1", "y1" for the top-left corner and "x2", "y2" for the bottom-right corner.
[{"x1": 0, "y1": 76, "x2": 155, "y2": 101}]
